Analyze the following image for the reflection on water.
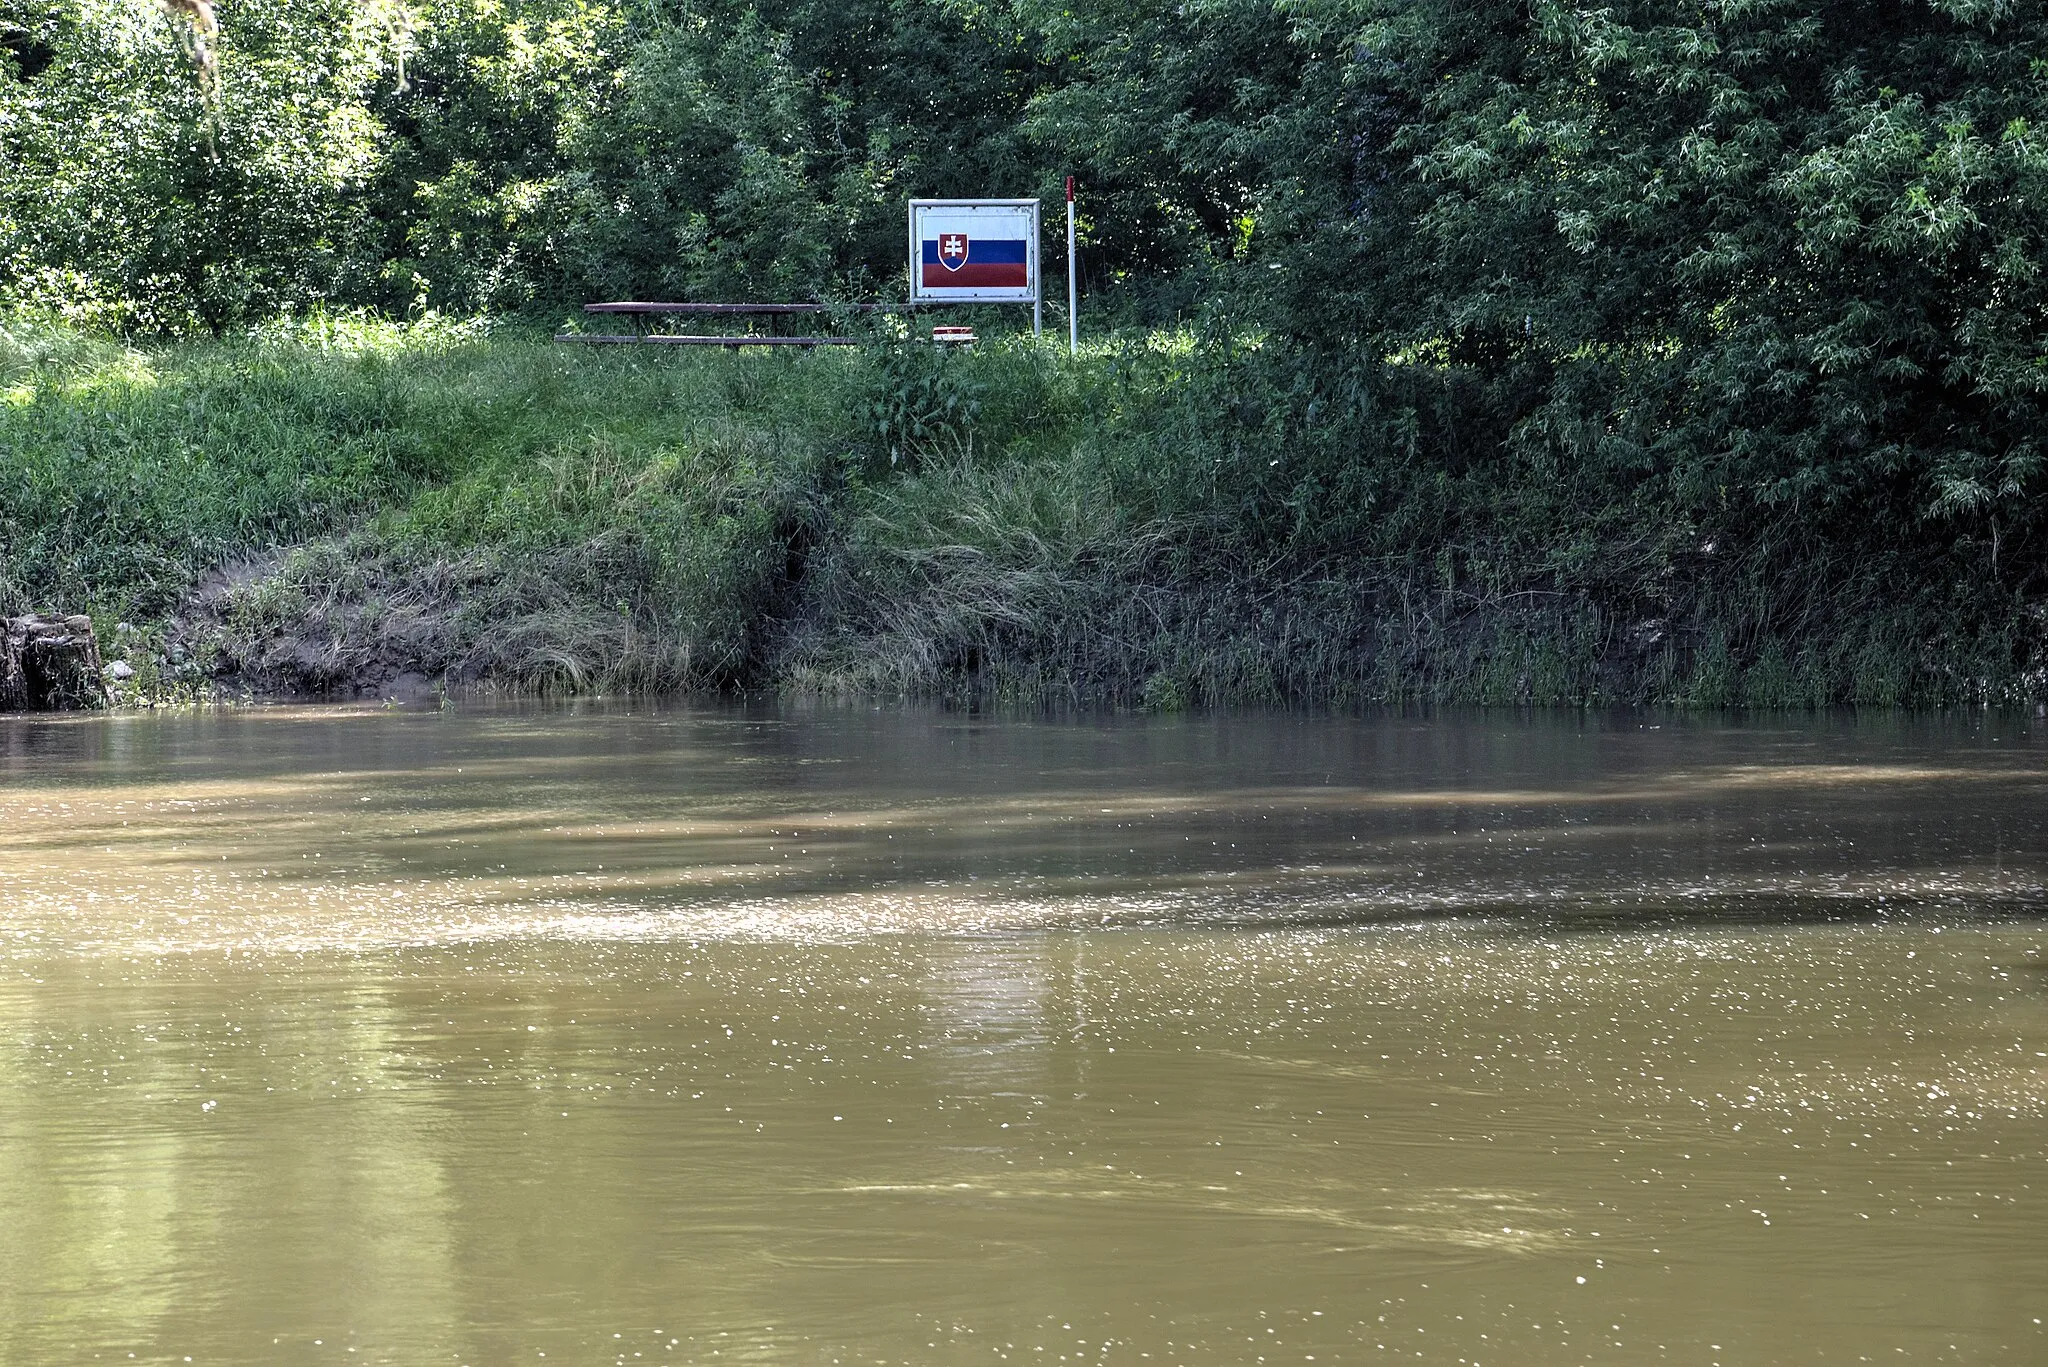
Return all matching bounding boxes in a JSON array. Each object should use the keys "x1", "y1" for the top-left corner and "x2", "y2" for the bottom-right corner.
[
  {"x1": 5, "y1": 706, "x2": 2047, "y2": 952},
  {"x1": 0, "y1": 705, "x2": 2044, "y2": 1364}
]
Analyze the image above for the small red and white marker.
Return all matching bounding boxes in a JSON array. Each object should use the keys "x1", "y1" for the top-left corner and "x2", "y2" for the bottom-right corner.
[{"x1": 932, "y1": 325, "x2": 977, "y2": 345}]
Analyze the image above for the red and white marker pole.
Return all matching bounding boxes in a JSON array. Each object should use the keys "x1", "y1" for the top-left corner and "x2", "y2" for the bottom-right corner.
[{"x1": 1066, "y1": 177, "x2": 1079, "y2": 355}]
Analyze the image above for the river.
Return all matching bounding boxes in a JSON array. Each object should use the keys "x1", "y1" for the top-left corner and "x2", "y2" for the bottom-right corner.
[{"x1": 1, "y1": 705, "x2": 2043, "y2": 1365}]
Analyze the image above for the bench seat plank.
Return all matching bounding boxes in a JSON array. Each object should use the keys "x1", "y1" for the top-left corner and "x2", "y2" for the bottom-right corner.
[
  {"x1": 582, "y1": 301, "x2": 887, "y2": 315},
  {"x1": 555, "y1": 333, "x2": 858, "y2": 346}
]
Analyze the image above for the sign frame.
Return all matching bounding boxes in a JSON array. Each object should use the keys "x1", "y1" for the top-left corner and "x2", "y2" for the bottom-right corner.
[{"x1": 908, "y1": 199, "x2": 1042, "y2": 326}]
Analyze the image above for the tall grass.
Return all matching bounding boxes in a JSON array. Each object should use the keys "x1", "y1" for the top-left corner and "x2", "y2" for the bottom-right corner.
[{"x1": 3, "y1": 314, "x2": 2042, "y2": 706}]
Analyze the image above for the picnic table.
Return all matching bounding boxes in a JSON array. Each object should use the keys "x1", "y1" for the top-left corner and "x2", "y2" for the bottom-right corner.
[{"x1": 556, "y1": 302, "x2": 887, "y2": 347}]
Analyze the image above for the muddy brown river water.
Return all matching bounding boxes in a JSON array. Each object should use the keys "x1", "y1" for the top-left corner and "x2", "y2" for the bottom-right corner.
[{"x1": 1, "y1": 705, "x2": 2044, "y2": 1366}]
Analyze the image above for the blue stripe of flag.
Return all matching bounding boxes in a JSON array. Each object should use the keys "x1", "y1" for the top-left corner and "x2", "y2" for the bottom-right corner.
[{"x1": 922, "y1": 239, "x2": 1030, "y2": 265}]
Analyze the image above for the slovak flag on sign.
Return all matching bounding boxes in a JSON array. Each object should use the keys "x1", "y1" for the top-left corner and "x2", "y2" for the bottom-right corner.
[
  {"x1": 909, "y1": 199, "x2": 1038, "y2": 303},
  {"x1": 921, "y1": 231, "x2": 1029, "y2": 289}
]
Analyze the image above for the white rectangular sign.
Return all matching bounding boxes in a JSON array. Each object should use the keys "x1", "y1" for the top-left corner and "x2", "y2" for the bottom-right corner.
[{"x1": 908, "y1": 199, "x2": 1041, "y2": 304}]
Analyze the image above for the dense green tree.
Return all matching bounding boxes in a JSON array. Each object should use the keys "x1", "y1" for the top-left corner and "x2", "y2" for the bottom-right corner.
[
  {"x1": 1300, "y1": 0, "x2": 2048, "y2": 635},
  {"x1": 0, "y1": 0, "x2": 403, "y2": 330}
]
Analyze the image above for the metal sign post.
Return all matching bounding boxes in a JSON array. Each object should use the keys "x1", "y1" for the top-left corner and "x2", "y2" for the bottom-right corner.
[
  {"x1": 1066, "y1": 177, "x2": 1078, "y2": 355},
  {"x1": 907, "y1": 199, "x2": 1042, "y2": 336}
]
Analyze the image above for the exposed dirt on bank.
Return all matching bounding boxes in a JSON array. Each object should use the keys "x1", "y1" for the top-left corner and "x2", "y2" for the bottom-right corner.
[{"x1": 134, "y1": 532, "x2": 1924, "y2": 712}]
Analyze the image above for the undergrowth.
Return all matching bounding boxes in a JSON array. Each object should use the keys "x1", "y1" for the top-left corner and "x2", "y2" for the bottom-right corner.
[{"x1": 2, "y1": 313, "x2": 2042, "y2": 708}]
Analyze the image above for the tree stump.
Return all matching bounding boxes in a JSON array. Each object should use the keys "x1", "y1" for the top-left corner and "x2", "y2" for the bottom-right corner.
[{"x1": 0, "y1": 615, "x2": 112, "y2": 711}]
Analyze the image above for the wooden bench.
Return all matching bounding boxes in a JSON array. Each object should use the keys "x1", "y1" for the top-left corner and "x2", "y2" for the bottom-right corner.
[{"x1": 556, "y1": 302, "x2": 885, "y2": 347}]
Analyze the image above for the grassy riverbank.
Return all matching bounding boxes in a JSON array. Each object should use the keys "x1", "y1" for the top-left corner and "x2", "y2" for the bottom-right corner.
[{"x1": 3, "y1": 315, "x2": 2042, "y2": 709}]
